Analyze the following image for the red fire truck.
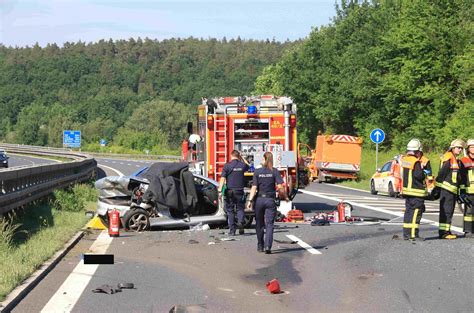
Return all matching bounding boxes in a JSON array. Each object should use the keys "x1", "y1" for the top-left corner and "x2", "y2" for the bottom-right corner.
[{"x1": 189, "y1": 95, "x2": 299, "y2": 194}]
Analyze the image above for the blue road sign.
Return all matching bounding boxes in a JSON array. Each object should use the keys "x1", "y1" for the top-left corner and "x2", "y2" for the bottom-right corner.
[
  {"x1": 63, "y1": 130, "x2": 81, "y2": 148},
  {"x1": 99, "y1": 139, "x2": 107, "y2": 146},
  {"x1": 370, "y1": 128, "x2": 385, "y2": 144}
]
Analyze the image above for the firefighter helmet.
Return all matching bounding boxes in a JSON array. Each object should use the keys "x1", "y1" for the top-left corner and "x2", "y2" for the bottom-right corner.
[
  {"x1": 466, "y1": 139, "x2": 474, "y2": 148},
  {"x1": 449, "y1": 139, "x2": 465, "y2": 150},
  {"x1": 407, "y1": 138, "x2": 422, "y2": 152}
]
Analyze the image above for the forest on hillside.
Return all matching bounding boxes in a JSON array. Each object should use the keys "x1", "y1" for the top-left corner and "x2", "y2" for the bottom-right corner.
[
  {"x1": 0, "y1": 38, "x2": 293, "y2": 151},
  {"x1": 256, "y1": 0, "x2": 473, "y2": 151},
  {"x1": 0, "y1": 0, "x2": 472, "y2": 153}
]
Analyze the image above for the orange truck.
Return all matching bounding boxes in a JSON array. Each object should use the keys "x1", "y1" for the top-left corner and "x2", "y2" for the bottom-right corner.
[{"x1": 300, "y1": 135, "x2": 363, "y2": 183}]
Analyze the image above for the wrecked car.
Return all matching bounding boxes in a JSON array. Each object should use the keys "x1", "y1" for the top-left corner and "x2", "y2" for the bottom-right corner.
[{"x1": 95, "y1": 162, "x2": 254, "y2": 231}]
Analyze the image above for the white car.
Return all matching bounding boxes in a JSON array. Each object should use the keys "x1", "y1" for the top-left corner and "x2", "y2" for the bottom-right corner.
[
  {"x1": 370, "y1": 158, "x2": 402, "y2": 197},
  {"x1": 95, "y1": 163, "x2": 254, "y2": 231}
]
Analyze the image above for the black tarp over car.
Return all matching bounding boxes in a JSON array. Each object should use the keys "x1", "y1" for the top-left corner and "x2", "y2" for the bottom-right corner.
[{"x1": 140, "y1": 162, "x2": 198, "y2": 214}]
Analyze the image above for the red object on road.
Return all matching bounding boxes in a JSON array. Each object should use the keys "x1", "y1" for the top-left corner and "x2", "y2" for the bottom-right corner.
[
  {"x1": 266, "y1": 279, "x2": 281, "y2": 294},
  {"x1": 337, "y1": 201, "x2": 345, "y2": 222},
  {"x1": 108, "y1": 209, "x2": 120, "y2": 237}
]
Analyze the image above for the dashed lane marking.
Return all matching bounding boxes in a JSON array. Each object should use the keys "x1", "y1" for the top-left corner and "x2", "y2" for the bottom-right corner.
[
  {"x1": 286, "y1": 234, "x2": 322, "y2": 255},
  {"x1": 40, "y1": 231, "x2": 113, "y2": 313}
]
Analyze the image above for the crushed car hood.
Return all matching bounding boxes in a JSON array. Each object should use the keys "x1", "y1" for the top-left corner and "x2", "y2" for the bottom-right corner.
[{"x1": 95, "y1": 175, "x2": 149, "y2": 198}]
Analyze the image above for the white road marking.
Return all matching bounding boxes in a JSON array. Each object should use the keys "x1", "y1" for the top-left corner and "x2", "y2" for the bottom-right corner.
[
  {"x1": 355, "y1": 202, "x2": 404, "y2": 206},
  {"x1": 41, "y1": 231, "x2": 113, "y2": 313},
  {"x1": 218, "y1": 288, "x2": 234, "y2": 292},
  {"x1": 424, "y1": 212, "x2": 462, "y2": 217},
  {"x1": 377, "y1": 207, "x2": 405, "y2": 211},
  {"x1": 300, "y1": 189, "x2": 464, "y2": 233},
  {"x1": 98, "y1": 164, "x2": 124, "y2": 176},
  {"x1": 286, "y1": 234, "x2": 322, "y2": 255},
  {"x1": 330, "y1": 184, "x2": 372, "y2": 193}
]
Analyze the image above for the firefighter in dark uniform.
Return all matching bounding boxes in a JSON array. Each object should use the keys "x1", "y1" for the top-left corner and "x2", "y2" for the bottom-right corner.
[
  {"x1": 460, "y1": 139, "x2": 474, "y2": 237},
  {"x1": 401, "y1": 139, "x2": 428, "y2": 241},
  {"x1": 435, "y1": 139, "x2": 465, "y2": 239},
  {"x1": 218, "y1": 150, "x2": 249, "y2": 236},
  {"x1": 247, "y1": 151, "x2": 288, "y2": 254}
]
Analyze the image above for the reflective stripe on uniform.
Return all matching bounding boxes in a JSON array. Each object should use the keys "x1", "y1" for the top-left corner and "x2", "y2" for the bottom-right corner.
[
  {"x1": 411, "y1": 209, "x2": 419, "y2": 238},
  {"x1": 464, "y1": 215, "x2": 474, "y2": 222},
  {"x1": 403, "y1": 223, "x2": 419, "y2": 229},
  {"x1": 439, "y1": 223, "x2": 451, "y2": 231},
  {"x1": 465, "y1": 168, "x2": 474, "y2": 193},
  {"x1": 402, "y1": 187, "x2": 428, "y2": 197},
  {"x1": 408, "y1": 169, "x2": 413, "y2": 190},
  {"x1": 435, "y1": 181, "x2": 458, "y2": 194}
]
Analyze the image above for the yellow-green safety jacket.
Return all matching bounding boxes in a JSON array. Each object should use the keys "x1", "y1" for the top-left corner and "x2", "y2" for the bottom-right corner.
[
  {"x1": 435, "y1": 151, "x2": 460, "y2": 194},
  {"x1": 401, "y1": 155, "x2": 428, "y2": 197},
  {"x1": 460, "y1": 156, "x2": 474, "y2": 195}
]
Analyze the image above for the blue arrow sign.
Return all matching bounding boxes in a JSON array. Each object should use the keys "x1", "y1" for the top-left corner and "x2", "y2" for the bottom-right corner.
[{"x1": 370, "y1": 128, "x2": 385, "y2": 144}]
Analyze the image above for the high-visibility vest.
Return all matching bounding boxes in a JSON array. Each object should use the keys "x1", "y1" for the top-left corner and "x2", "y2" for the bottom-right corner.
[
  {"x1": 419, "y1": 156, "x2": 434, "y2": 180},
  {"x1": 460, "y1": 156, "x2": 474, "y2": 194},
  {"x1": 391, "y1": 159, "x2": 402, "y2": 191},
  {"x1": 435, "y1": 152, "x2": 460, "y2": 194},
  {"x1": 401, "y1": 155, "x2": 428, "y2": 197}
]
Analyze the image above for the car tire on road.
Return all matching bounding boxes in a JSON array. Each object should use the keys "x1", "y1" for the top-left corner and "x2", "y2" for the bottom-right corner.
[
  {"x1": 123, "y1": 208, "x2": 150, "y2": 232},
  {"x1": 370, "y1": 180, "x2": 378, "y2": 195},
  {"x1": 388, "y1": 182, "x2": 395, "y2": 197}
]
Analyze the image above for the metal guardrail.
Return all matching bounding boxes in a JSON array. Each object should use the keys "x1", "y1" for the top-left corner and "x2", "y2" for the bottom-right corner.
[
  {"x1": 88, "y1": 152, "x2": 181, "y2": 161},
  {"x1": 0, "y1": 144, "x2": 97, "y2": 215}
]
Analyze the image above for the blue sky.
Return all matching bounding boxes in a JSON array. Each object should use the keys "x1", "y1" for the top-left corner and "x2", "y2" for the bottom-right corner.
[{"x1": 1, "y1": 0, "x2": 337, "y2": 47}]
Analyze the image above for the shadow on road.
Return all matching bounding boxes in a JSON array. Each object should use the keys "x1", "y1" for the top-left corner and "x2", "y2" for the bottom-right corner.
[{"x1": 292, "y1": 200, "x2": 335, "y2": 213}]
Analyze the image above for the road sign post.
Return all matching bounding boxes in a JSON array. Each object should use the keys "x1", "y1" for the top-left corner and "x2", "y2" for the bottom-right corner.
[
  {"x1": 63, "y1": 130, "x2": 81, "y2": 148},
  {"x1": 370, "y1": 128, "x2": 385, "y2": 171}
]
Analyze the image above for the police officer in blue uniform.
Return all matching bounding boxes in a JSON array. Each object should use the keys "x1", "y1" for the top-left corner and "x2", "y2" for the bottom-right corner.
[
  {"x1": 218, "y1": 150, "x2": 249, "y2": 235},
  {"x1": 247, "y1": 151, "x2": 288, "y2": 254}
]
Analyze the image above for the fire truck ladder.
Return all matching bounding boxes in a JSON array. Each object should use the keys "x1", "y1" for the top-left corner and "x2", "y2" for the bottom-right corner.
[{"x1": 213, "y1": 109, "x2": 228, "y2": 180}]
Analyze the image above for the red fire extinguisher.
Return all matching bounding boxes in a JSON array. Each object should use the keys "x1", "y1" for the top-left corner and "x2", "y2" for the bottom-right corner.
[
  {"x1": 108, "y1": 209, "x2": 120, "y2": 237},
  {"x1": 337, "y1": 201, "x2": 345, "y2": 223}
]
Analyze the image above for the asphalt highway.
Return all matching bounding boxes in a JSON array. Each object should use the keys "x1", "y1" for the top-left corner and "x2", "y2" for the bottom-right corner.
[
  {"x1": 0, "y1": 154, "x2": 60, "y2": 169},
  {"x1": 10, "y1": 158, "x2": 474, "y2": 313}
]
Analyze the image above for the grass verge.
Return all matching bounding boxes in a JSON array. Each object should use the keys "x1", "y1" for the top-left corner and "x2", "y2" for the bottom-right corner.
[{"x1": 0, "y1": 184, "x2": 97, "y2": 302}]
